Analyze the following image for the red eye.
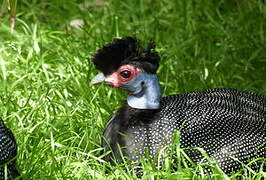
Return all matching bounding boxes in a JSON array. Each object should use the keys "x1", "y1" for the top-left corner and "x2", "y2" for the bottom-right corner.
[{"x1": 120, "y1": 70, "x2": 131, "y2": 78}]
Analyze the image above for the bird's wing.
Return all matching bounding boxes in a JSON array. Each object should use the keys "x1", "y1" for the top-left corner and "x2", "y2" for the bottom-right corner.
[{"x1": 0, "y1": 120, "x2": 17, "y2": 164}]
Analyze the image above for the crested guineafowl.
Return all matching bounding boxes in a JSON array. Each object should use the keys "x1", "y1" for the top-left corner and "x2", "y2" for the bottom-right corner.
[
  {"x1": 90, "y1": 37, "x2": 266, "y2": 174},
  {"x1": 0, "y1": 119, "x2": 19, "y2": 179}
]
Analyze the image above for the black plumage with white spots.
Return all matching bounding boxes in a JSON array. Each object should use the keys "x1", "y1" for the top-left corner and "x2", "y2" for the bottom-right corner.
[
  {"x1": 91, "y1": 37, "x2": 266, "y2": 174},
  {"x1": 0, "y1": 119, "x2": 19, "y2": 179}
]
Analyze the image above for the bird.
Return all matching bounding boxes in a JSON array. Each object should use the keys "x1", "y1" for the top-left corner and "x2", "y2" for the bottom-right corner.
[
  {"x1": 0, "y1": 119, "x2": 20, "y2": 179},
  {"x1": 90, "y1": 36, "x2": 266, "y2": 174}
]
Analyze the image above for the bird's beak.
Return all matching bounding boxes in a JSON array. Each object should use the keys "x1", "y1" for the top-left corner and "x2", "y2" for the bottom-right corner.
[{"x1": 91, "y1": 73, "x2": 105, "y2": 85}]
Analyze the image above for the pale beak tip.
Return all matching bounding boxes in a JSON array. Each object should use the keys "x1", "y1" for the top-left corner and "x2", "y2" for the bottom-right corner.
[{"x1": 91, "y1": 73, "x2": 105, "y2": 85}]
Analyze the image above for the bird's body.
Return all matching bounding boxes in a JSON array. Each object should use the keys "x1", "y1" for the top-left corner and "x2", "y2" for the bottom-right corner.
[
  {"x1": 91, "y1": 37, "x2": 266, "y2": 174},
  {"x1": 103, "y1": 88, "x2": 266, "y2": 173},
  {"x1": 0, "y1": 120, "x2": 19, "y2": 179}
]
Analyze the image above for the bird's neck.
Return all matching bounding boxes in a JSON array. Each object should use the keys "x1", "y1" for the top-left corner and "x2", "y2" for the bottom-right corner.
[{"x1": 127, "y1": 74, "x2": 161, "y2": 109}]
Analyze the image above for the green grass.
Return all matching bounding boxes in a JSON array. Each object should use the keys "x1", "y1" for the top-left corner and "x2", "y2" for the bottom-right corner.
[{"x1": 0, "y1": 0, "x2": 266, "y2": 179}]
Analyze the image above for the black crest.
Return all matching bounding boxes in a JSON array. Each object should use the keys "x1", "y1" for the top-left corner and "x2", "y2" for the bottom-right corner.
[{"x1": 91, "y1": 37, "x2": 160, "y2": 75}]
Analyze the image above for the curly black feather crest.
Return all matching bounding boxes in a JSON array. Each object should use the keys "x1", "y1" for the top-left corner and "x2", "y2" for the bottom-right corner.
[{"x1": 92, "y1": 37, "x2": 160, "y2": 75}]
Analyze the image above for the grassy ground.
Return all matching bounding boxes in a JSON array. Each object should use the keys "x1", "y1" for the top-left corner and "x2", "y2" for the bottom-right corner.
[{"x1": 0, "y1": 0, "x2": 266, "y2": 179}]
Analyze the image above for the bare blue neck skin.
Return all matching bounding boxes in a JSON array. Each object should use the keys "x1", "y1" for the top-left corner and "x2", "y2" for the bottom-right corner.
[{"x1": 122, "y1": 73, "x2": 161, "y2": 109}]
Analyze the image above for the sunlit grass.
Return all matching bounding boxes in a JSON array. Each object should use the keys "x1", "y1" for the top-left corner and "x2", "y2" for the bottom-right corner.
[{"x1": 0, "y1": 0, "x2": 265, "y2": 179}]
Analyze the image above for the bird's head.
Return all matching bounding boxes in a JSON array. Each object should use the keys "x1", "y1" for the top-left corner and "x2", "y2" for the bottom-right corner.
[{"x1": 91, "y1": 37, "x2": 161, "y2": 109}]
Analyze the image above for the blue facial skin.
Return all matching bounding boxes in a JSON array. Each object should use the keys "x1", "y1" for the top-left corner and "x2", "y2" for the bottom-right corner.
[{"x1": 122, "y1": 73, "x2": 161, "y2": 109}]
